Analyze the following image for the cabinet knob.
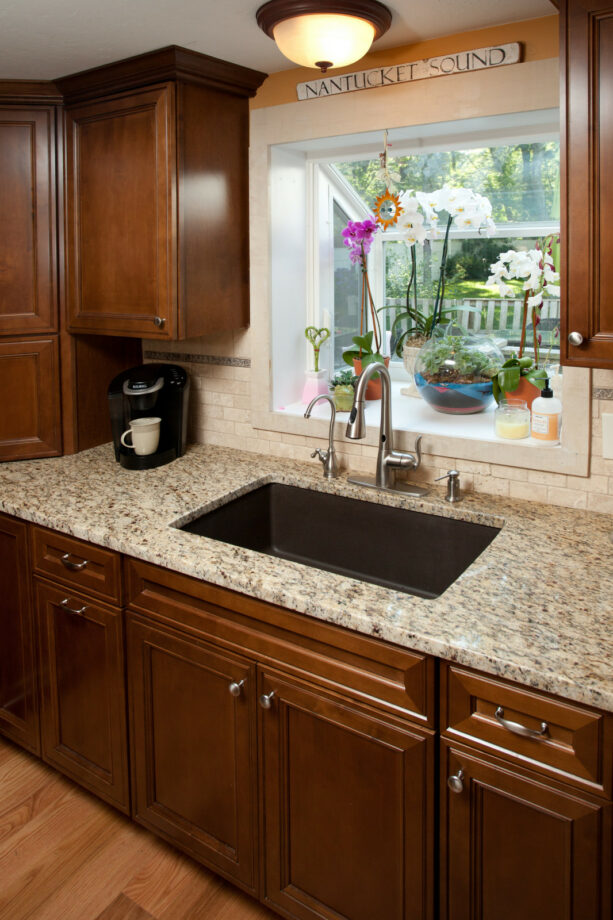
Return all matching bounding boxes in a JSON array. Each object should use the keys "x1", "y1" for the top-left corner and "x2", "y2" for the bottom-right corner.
[
  {"x1": 568, "y1": 331, "x2": 584, "y2": 346},
  {"x1": 153, "y1": 316, "x2": 166, "y2": 328},
  {"x1": 229, "y1": 679, "x2": 245, "y2": 698},
  {"x1": 447, "y1": 769, "x2": 464, "y2": 794},
  {"x1": 259, "y1": 691, "x2": 275, "y2": 710}
]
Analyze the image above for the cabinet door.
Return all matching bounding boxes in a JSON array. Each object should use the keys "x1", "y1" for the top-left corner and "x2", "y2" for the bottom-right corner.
[
  {"x1": 0, "y1": 514, "x2": 40, "y2": 754},
  {"x1": 441, "y1": 741, "x2": 612, "y2": 920},
  {"x1": 126, "y1": 614, "x2": 258, "y2": 893},
  {"x1": 64, "y1": 85, "x2": 175, "y2": 339},
  {"x1": 0, "y1": 336, "x2": 61, "y2": 460},
  {"x1": 0, "y1": 106, "x2": 57, "y2": 334},
  {"x1": 562, "y1": 0, "x2": 613, "y2": 367},
  {"x1": 259, "y1": 668, "x2": 434, "y2": 920},
  {"x1": 36, "y1": 580, "x2": 129, "y2": 812}
]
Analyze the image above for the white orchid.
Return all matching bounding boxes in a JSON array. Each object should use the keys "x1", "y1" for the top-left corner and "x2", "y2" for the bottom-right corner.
[{"x1": 398, "y1": 191, "x2": 428, "y2": 247}]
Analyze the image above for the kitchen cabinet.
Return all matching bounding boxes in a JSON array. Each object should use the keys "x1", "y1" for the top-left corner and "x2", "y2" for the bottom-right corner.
[
  {"x1": 259, "y1": 666, "x2": 434, "y2": 920},
  {"x1": 59, "y1": 47, "x2": 266, "y2": 340},
  {"x1": 0, "y1": 513, "x2": 40, "y2": 754},
  {"x1": 127, "y1": 613, "x2": 258, "y2": 893},
  {"x1": 0, "y1": 83, "x2": 142, "y2": 461},
  {"x1": 440, "y1": 664, "x2": 612, "y2": 920},
  {"x1": 561, "y1": 0, "x2": 613, "y2": 367},
  {"x1": 32, "y1": 527, "x2": 129, "y2": 813},
  {"x1": 125, "y1": 557, "x2": 435, "y2": 916}
]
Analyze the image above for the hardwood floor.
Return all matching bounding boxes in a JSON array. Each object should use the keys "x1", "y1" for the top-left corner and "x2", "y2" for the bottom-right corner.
[{"x1": 0, "y1": 738, "x2": 275, "y2": 920}]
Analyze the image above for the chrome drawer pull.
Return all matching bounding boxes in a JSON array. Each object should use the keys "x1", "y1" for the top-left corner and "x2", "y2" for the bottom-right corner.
[
  {"x1": 259, "y1": 691, "x2": 275, "y2": 710},
  {"x1": 59, "y1": 598, "x2": 88, "y2": 616},
  {"x1": 61, "y1": 553, "x2": 88, "y2": 571},
  {"x1": 229, "y1": 680, "x2": 245, "y2": 698},
  {"x1": 495, "y1": 706, "x2": 548, "y2": 740}
]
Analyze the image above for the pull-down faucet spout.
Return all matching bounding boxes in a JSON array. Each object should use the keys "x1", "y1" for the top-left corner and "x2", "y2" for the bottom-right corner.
[{"x1": 345, "y1": 362, "x2": 427, "y2": 496}]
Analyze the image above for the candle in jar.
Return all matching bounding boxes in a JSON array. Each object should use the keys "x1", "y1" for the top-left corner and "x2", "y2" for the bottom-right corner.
[{"x1": 494, "y1": 399, "x2": 530, "y2": 440}]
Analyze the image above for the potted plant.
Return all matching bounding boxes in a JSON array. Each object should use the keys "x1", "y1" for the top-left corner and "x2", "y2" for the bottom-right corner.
[
  {"x1": 488, "y1": 237, "x2": 560, "y2": 407},
  {"x1": 302, "y1": 326, "x2": 330, "y2": 404},
  {"x1": 329, "y1": 369, "x2": 357, "y2": 411},
  {"x1": 414, "y1": 325, "x2": 503, "y2": 414},
  {"x1": 341, "y1": 331, "x2": 389, "y2": 400}
]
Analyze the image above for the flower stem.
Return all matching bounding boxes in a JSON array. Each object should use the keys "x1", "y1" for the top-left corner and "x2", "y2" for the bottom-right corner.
[
  {"x1": 431, "y1": 215, "x2": 453, "y2": 333},
  {"x1": 519, "y1": 290, "x2": 529, "y2": 359}
]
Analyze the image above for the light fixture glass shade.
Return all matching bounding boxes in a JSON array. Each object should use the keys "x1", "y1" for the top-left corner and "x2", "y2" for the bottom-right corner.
[{"x1": 272, "y1": 13, "x2": 376, "y2": 71}]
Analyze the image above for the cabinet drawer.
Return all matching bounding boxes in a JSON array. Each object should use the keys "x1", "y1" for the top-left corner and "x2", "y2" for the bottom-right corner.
[
  {"x1": 126, "y1": 558, "x2": 435, "y2": 727},
  {"x1": 31, "y1": 526, "x2": 121, "y2": 605},
  {"x1": 441, "y1": 664, "x2": 612, "y2": 796}
]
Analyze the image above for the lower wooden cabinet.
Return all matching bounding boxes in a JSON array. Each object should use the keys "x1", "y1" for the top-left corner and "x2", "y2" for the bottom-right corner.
[
  {"x1": 0, "y1": 336, "x2": 61, "y2": 460},
  {"x1": 440, "y1": 741, "x2": 612, "y2": 920},
  {"x1": 35, "y1": 578, "x2": 130, "y2": 812},
  {"x1": 126, "y1": 613, "x2": 258, "y2": 893},
  {"x1": 0, "y1": 513, "x2": 40, "y2": 753},
  {"x1": 259, "y1": 667, "x2": 434, "y2": 920}
]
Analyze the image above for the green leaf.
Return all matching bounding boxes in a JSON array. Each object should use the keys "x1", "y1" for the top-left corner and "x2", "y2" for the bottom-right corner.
[
  {"x1": 351, "y1": 331, "x2": 374, "y2": 352},
  {"x1": 342, "y1": 348, "x2": 359, "y2": 367},
  {"x1": 497, "y1": 366, "x2": 521, "y2": 392}
]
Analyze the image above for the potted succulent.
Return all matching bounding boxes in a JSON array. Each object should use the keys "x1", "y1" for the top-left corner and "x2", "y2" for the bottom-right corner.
[
  {"x1": 414, "y1": 325, "x2": 503, "y2": 414},
  {"x1": 329, "y1": 369, "x2": 357, "y2": 411}
]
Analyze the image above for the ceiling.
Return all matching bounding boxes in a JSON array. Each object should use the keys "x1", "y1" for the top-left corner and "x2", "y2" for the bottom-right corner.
[{"x1": 0, "y1": 0, "x2": 557, "y2": 82}]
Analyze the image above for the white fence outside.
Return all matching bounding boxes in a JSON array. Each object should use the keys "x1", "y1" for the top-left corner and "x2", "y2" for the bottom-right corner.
[{"x1": 384, "y1": 297, "x2": 560, "y2": 341}]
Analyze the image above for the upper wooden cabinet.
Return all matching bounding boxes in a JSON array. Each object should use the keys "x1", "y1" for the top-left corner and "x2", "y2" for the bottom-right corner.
[
  {"x1": 0, "y1": 101, "x2": 58, "y2": 335},
  {"x1": 561, "y1": 0, "x2": 613, "y2": 368},
  {"x1": 59, "y1": 47, "x2": 266, "y2": 340}
]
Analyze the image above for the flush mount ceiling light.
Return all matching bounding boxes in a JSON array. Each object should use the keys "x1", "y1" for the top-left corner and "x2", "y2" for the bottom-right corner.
[{"x1": 256, "y1": 0, "x2": 392, "y2": 73}]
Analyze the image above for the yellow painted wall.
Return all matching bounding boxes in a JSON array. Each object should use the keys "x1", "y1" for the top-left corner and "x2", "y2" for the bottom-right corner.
[{"x1": 251, "y1": 15, "x2": 558, "y2": 109}]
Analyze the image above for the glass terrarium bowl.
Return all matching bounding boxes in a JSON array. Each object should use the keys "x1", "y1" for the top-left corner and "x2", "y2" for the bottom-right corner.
[{"x1": 414, "y1": 328, "x2": 504, "y2": 414}]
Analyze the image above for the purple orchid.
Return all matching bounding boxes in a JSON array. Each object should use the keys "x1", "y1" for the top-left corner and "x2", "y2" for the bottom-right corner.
[{"x1": 342, "y1": 218, "x2": 379, "y2": 265}]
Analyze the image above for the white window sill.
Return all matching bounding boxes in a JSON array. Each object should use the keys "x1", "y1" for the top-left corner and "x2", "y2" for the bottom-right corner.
[{"x1": 251, "y1": 366, "x2": 591, "y2": 477}]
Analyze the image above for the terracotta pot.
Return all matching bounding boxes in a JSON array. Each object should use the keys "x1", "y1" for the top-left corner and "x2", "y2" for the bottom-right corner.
[
  {"x1": 510, "y1": 375, "x2": 541, "y2": 410},
  {"x1": 353, "y1": 357, "x2": 390, "y2": 400}
]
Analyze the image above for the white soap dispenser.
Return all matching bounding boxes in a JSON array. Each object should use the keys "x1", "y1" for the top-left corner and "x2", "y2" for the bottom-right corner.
[{"x1": 531, "y1": 378, "x2": 562, "y2": 445}]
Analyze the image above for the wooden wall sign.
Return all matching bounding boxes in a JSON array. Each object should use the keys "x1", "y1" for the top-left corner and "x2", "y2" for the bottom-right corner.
[{"x1": 296, "y1": 43, "x2": 522, "y2": 101}]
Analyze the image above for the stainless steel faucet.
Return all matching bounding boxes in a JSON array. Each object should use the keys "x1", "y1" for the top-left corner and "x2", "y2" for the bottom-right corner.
[
  {"x1": 345, "y1": 362, "x2": 427, "y2": 496},
  {"x1": 304, "y1": 394, "x2": 340, "y2": 480}
]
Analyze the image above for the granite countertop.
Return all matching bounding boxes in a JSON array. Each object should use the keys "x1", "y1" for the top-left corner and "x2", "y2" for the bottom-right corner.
[{"x1": 1, "y1": 443, "x2": 612, "y2": 712}]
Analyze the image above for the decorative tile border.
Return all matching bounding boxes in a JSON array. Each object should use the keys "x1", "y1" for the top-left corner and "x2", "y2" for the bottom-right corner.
[
  {"x1": 594, "y1": 388, "x2": 613, "y2": 401},
  {"x1": 144, "y1": 351, "x2": 250, "y2": 368}
]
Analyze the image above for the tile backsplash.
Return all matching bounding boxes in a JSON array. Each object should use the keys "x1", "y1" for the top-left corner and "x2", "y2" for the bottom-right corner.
[{"x1": 144, "y1": 331, "x2": 613, "y2": 515}]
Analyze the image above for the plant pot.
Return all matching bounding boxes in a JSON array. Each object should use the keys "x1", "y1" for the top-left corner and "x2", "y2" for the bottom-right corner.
[
  {"x1": 352, "y1": 357, "x2": 390, "y2": 400},
  {"x1": 333, "y1": 385, "x2": 355, "y2": 412},
  {"x1": 509, "y1": 375, "x2": 541, "y2": 410},
  {"x1": 302, "y1": 369, "x2": 328, "y2": 404}
]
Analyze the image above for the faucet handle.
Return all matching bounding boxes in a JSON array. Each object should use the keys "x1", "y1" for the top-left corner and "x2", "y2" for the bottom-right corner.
[
  {"x1": 414, "y1": 435, "x2": 422, "y2": 468},
  {"x1": 311, "y1": 448, "x2": 327, "y2": 462}
]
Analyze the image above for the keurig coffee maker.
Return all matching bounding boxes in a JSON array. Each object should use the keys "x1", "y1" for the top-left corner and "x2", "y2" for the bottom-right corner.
[{"x1": 108, "y1": 364, "x2": 189, "y2": 469}]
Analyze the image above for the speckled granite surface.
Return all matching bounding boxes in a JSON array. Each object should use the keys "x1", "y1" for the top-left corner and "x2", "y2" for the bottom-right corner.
[{"x1": 1, "y1": 443, "x2": 612, "y2": 712}]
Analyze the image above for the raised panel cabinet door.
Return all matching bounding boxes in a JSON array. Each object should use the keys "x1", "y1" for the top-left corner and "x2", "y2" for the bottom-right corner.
[
  {"x1": 0, "y1": 514, "x2": 40, "y2": 754},
  {"x1": 0, "y1": 106, "x2": 57, "y2": 334},
  {"x1": 64, "y1": 85, "x2": 175, "y2": 338},
  {"x1": 126, "y1": 614, "x2": 258, "y2": 893},
  {"x1": 441, "y1": 742, "x2": 612, "y2": 920},
  {"x1": 0, "y1": 336, "x2": 61, "y2": 460},
  {"x1": 562, "y1": 0, "x2": 613, "y2": 367},
  {"x1": 36, "y1": 580, "x2": 129, "y2": 813},
  {"x1": 259, "y1": 668, "x2": 435, "y2": 920}
]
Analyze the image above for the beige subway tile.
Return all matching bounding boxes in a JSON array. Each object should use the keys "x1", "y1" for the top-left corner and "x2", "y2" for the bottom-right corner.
[
  {"x1": 452, "y1": 458, "x2": 491, "y2": 476},
  {"x1": 234, "y1": 422, "x2": 259, "y2": 439},
  {"x1": 592, "y1": 436, "x2": 603, "y2": 457},
  {"x1": 473, "y1": 474, "x2": 510, "y2": 497},
  {"x1": 592, "y1": 400, "x2": 601, "y2": 419},
  {"x1": 591, "y1": 417, "x2": 603, "y2": 439},
  {"x1": 590, "y1": 455, "x2": 613, "y2": 476},
  {"x1": 231, "y1": 395, "x2": 251, "y2": 411},
  {"x1": 232, "y1": 366, "x2": 251, "y2": 381},
  {"x1": 571, "y1": 473, "x2": 608, "y2": 493},
  {"x1": 280, "y1": 432, "x2": 308, "y2": 447},
  {"x1": 509, "y1": 481, "x2": 548, "y2": 503},
  {"x1": 490, "y1": 463, "x2": 529, "y2": 481},
  {"x1": 546, "y1": 486, "x2": 588, "y2": 509},
  {"x1": 609, "y1": 479, "x2": 613, "y2": 495},
  {"x1": 223, "y1": 407, "x2": 251, "y2": 423},
  {"x1": 198, "y1": 389, "x2": 235, "y2": 407},
  {"x1": 593, "y1": 369, "x2": 613, "y2": 387},
  {"x1": 587, "y1": 492, "x2": 613, "y2": 514},
  {"x1": 201, "y1": 417, "x2": 236, "y2": 435},
  {"x1": 527, "y1": 469, "x2": 568, "y2": 487}
]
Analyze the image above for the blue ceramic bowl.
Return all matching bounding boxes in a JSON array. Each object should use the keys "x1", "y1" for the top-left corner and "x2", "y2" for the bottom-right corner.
[{"x1": 415, "y1": 374, "x2": 494, "y2": 414}]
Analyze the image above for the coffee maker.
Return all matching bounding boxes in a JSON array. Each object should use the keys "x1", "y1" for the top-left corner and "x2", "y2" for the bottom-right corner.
[{"x1": 108, "y1": 364, "x2": 189, "y2": 470}]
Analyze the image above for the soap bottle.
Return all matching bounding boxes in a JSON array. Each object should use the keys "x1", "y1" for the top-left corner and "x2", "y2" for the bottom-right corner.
[{"x1": 531, "y1": 378, "x2": 562, "y2": 445}]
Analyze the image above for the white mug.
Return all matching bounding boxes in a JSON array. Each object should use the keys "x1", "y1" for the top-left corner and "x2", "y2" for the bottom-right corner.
[{"x1": 120, "y1": 417, "x2": 161, "y2": 456}]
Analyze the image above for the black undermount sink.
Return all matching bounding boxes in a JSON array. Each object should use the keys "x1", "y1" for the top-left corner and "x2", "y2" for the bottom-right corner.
[{"x1": 180, "y1": 483, "x2": 500, "y2": 599}]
